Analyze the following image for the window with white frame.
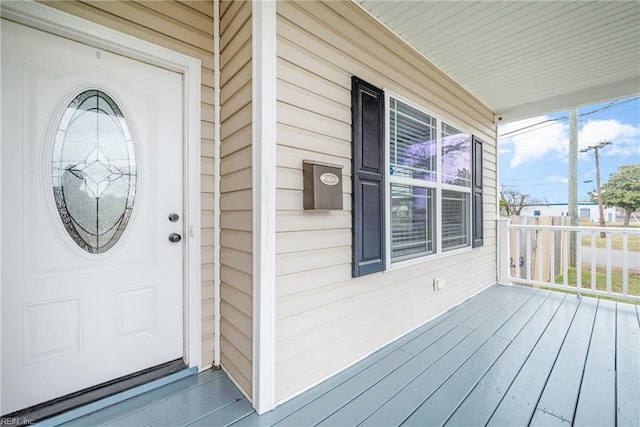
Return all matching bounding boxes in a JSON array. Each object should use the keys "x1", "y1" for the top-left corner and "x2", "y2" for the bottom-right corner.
[{"x1": 388, "y1": 96, "x2": 472, "y2": 262}]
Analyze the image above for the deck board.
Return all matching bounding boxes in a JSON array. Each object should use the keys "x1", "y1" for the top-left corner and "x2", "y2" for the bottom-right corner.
[
  {"x1": 400, "y1": 285, "x2": 514, "y2": 355},
  {"x1": 534, "y1": 297, "x2": 598, "y2": 423},
  {"x1": 273, "y1": 347, "x2": 416, "y2": 426},
  {"x1": 529, "y1": 409, "x2": 569, "y2": 425},
  {"x1": 188, "y1": 399, "x2": 254, "y2": 426},
  {"x1": 573, "y1": 299, "x2": 616, "y2": 426},
  {"x1": 404, "y1": 290, "x2": 551, "y2": 426},
  {"x1": 233, "y1": 285, "x2": 507, "y2": 427},
  {"x1": 62, "y1": 370, "x2": 225, "y2": 426},
  {"x1": 144, "y1": 383, "x2": 246, "y2": 426},
  {"x1": 306, "y1": 288, "x2": 524, "y2": 426},
  {"x1": 402, "y1": 335, "x2": 510, "y2": 426},
  {"x1": 360, "y1": 288, "x2": 536, "y2": 426},
  {"x1": 53, "y1": 285, "x2": 640, "y2": 427},
  {"x1": 616, "y1": 303, "x2": 640, "y2": 426},
  {"x1": 313, "y1": 325, "x2": 474, "y2": 426},
  {"x1": 444, "y1": 291, "x2": 564, "y2": 426},
  {"x1": 486, "y1": 295, "x2": 580, "y2": 426},
  {"x1": 104, "y1": 374, "x2": 236, "y2": 426}
]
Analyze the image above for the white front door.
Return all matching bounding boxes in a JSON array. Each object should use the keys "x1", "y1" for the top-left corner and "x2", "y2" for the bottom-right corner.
[{"x1": 1, "y1": 20, "x2": 184, "y2": 414}]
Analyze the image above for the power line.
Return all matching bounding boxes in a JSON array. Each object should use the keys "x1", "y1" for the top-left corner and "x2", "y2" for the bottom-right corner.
[
  {"x1": 498, "y1": 180, "x2": 599, "y2": 189},
  {"x1": 501, "y1": 178, "x2": 560, "y2": 182},
  {"x1": 498, "y1": 97, "x2": 640, "y2": 138},
  {"x1": 500, "y1": 106, "x2": 640, "y2": 140},
  {"x1": 499, "y1": 118, "x2": 559, "y2": 137},
  {"x1": 500, "y1": 182, "x2": 569, "y2": 187},
  {"x1": 500, "y1": 98, "x2": 639, "y2": 138}
]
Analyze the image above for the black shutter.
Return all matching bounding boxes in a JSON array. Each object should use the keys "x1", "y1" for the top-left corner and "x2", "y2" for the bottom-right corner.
[
  {"x1": 351, "y1": 77, "x2": 385, "y2": 277},
  {"x1": 472, "y1": 135, "x2": 484, "y2": 248}
]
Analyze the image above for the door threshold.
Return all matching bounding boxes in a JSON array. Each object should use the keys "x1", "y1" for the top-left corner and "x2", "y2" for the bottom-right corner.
[{"x1": 3, "y1": 359, "x2": 195, "y2": 425}]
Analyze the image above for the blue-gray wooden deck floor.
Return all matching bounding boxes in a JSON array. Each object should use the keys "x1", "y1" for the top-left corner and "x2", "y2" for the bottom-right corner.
[{"x1": 62, "y1": 285, "x2": 640, "y2": 426}]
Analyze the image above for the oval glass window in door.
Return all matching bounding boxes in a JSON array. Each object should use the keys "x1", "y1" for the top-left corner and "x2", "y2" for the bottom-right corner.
[{"x1": 52, "y1": 90, "x2": 137, "y2": 254}]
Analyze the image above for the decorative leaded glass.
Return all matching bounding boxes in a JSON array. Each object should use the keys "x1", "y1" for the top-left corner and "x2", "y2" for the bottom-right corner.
[{"x1": 52, "y1": 90, "x2": 136, "y2": 254}]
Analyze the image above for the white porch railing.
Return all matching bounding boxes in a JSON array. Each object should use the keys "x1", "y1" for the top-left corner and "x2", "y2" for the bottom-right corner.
[{"x1": 498, "y1": 218, "x2": 640, "y2": 302}]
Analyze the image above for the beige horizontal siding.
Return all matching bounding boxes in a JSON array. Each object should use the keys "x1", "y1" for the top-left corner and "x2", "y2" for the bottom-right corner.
[
  {"x1": 276, "y1": 251, "x2": 496, "y2": 398},
  {"x1": 41, "y1": 0, "x2": 216, "y2": 369},
  {"x1": 274, "y1": 0, "x2": 498, "y2": 403},
  {"x1": 179, "y1": 0, "x2": 213, "y2": 18},
  {"x1": 277, "y1": 139, "x2": 351, "y2": 170},
  {"x1": 219, "y1": 0, "x2": 253, "y2": 398},
  {"x1": 42, "y1": 1, "x2": 213, "y2": 69}
]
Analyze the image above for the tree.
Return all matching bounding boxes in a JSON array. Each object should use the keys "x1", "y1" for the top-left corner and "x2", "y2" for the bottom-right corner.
[
  {"x1": 500, "y1": 186, "x2": 538, "y2": 216},
  {"x1": 591, "y1": 165, "x2": 640, "y2": 226}
]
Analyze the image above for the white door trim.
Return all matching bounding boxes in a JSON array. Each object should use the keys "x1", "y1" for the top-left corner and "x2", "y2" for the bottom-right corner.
[
  {"x1": 0, "y1": 0, "x2": 202, "y2": 410},
  {"x1": 252, "y1": 0, "x2": 277, "y2": 415},
  {"x1": 213, "y1": 0, "x2": 222, "y2": 369}
]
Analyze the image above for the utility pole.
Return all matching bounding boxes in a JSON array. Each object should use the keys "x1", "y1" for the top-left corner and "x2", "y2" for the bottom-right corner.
[
  {"x1": 581, "y1": 140, "x2": 612, "y2": 237},
  {"x1": 568, "y1": 109, "x2": 578, "y2": 267}
]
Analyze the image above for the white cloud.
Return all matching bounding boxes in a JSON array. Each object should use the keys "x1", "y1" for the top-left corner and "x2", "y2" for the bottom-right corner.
[
  {"x1": 499, "y1": 116, "x2": 568, "y2": 168},
  {"x1": 578, "y1": 119, "x2": 640, "y2": 157},
  {"x1": 500, "y1": 117, "x2": 639, "y2": 168}
]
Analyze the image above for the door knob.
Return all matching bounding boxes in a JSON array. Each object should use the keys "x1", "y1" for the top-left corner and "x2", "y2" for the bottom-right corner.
[
  {"x1": 168, "y1": 233, "x2": 182, "y2": 243},
  {"x1": 168, "y1": 213, "x2": 179, "y2": 222}
]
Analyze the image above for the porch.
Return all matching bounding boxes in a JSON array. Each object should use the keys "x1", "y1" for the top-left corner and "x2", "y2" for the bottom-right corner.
[{"x1": 58, "y1": 284, "x2": 639, "y2": 426}]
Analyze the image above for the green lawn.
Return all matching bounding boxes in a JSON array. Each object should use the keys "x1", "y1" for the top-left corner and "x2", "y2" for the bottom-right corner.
[
  {"x1": 554, "y1": 266, "x2": 640, "y2": 302},
  {"x1": 580, "y1": 234, "x2": 640, "y2": 251}
]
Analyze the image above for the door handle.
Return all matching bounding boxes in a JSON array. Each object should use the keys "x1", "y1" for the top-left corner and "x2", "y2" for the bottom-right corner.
[{"x1": 168, "y1": 233, "x2": 182, "y2": 243}]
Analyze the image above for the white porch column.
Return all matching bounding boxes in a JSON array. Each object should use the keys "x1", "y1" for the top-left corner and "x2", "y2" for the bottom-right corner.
[
  {"x1": 498, "y1": 218, "x2": 511, "y2": 285},
  {"x1": 252, "y1": 0, "x2": 277, "y2": 415}
]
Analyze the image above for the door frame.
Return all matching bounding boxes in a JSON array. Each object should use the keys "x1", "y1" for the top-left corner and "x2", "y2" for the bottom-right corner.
[{"x1": 0, "y1": 0, "x2": 202, "y2": 411}]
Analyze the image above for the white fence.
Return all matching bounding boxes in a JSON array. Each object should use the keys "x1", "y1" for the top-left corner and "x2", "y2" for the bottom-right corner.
[{"x1": 498, "y1": 218, "x2": 640, "y2": 302}]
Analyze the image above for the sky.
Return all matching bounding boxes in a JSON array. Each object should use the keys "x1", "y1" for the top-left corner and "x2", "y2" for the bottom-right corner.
[{"x1": 498, "y1": 96, "x2": 640, "y2": 204}]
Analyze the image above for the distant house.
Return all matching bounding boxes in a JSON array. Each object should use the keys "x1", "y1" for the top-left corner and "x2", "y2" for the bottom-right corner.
[{"x1": 520, "y1": 203, "x2": 619, "y2": 223}]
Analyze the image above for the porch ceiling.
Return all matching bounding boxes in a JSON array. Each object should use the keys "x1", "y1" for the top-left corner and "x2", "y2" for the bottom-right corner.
[{"x1": 355, "y1": 1, "x2": 640, "y2": 122}]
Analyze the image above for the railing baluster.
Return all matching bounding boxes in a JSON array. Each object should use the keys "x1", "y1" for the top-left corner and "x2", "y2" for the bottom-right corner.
[
  {"x1": 537, "y1": 229, "x2": 543, "y2": 282},
  {"x1": 576, "y1": 230, "x2": 581, "y2": 293},
  {"x1": 525, "y1": 230, "x2": 531, "y2": 281},
  {"x1": 606, "y1": 232, "x2": 612, "y2": 294},
  {"x1": 550, "y1": 229, "x2": 556, "y2": 285},
  {"x1": 563, "y1": 229, "x2": 569, "y2": 288},
  {"x1": 590, "y1": 231, "x2": 596, "y2": 291},
  {"x1": 622, "y1": 233, "x2": 628, "y2": 297},
  {"x1": 515, "y1": 229, "x2": 521, "y2": 280},
  {"x1": 503, "y1": 223, "x2": 638, "y2": 302}
]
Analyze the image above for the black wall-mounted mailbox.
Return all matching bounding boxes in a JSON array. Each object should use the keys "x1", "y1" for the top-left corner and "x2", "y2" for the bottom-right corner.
[{"x1": 303, "y1": 160, "x2": 343, "y2": 210}]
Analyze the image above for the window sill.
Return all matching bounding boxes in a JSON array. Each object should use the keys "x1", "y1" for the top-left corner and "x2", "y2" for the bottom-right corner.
[{"x1": 386, "y1": 245, "x2": 473, "y2": 272}]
